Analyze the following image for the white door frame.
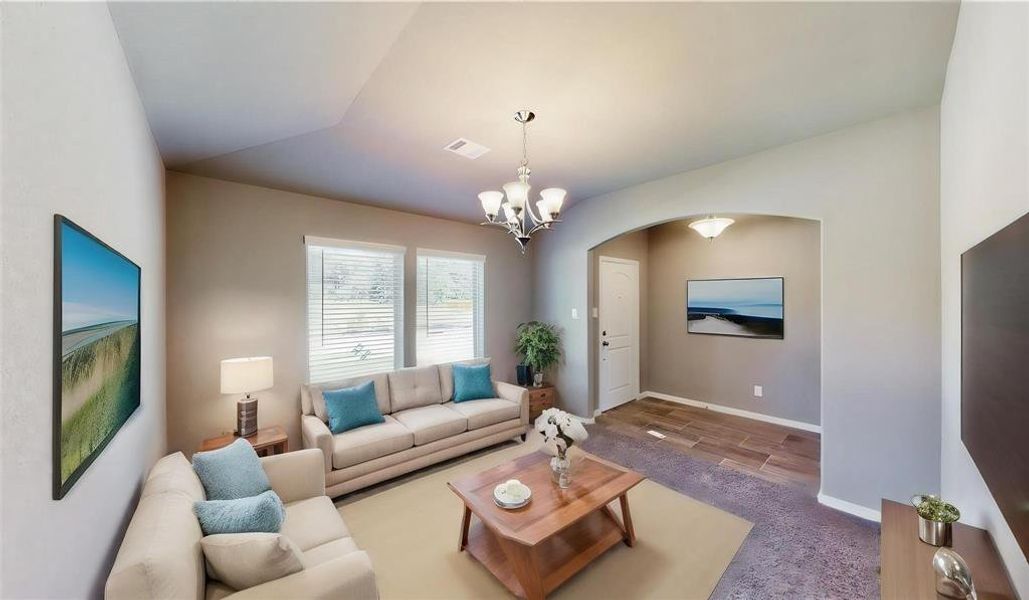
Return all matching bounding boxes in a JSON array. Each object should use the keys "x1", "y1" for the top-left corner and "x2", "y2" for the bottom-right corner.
[{"x1": 598, "y1": 255, "x2": 640, "y2": 412}]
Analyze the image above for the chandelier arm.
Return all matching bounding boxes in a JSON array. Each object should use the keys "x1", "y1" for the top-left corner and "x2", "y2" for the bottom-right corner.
[
  {"x1": 522, "y1": 198, "x2": 544, "y2": 226},
  {"x1": 525, "y1": 222, "x2": 555, "y2": 237}
]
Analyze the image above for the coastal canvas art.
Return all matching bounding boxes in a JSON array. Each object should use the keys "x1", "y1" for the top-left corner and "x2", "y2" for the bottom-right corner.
[
  {"x1": 687, "y1": 277, "x2": 784, "y2": 339},
  {"x1": 53, "y1": 216, "x2": 141, "y2": 499}
]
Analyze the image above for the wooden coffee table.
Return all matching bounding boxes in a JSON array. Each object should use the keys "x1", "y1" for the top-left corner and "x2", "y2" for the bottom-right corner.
[{"x1": 447, "y1": 451, "x2": 644, "y2": 600}]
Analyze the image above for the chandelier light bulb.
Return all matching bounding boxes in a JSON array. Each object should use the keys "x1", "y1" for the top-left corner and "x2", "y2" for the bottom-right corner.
[
  {"x1": 478, "y1": 191, "x2": 503, "y2": 219},
  {"x1": 539, "y1": 188, "x2": 566, "y2": 217},
  {"x1": 503, "y1": 181, "x2": 529, "y2": 210},
  {"x1": 688, "y1": 216, "x2": 735, "y2": 239},
  {"x1": 536, "y1": 200, "x2": 553, "y2": 222}
]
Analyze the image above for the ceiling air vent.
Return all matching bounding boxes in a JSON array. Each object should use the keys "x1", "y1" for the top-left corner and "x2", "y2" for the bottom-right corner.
[{"x1": 444, "y1": 138, "x2": 490, "y2": 160}]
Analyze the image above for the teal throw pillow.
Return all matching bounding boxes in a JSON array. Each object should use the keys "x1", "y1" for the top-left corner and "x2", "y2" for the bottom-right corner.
[
  {"x1": 194, "y1": 490, "x2": 285, "y2": 536},
  {"x1": 192, "y1": 437, "x2": 271, "y2": 501},
  {"x1": 453, "y1": 363, "x2": 495, "y2": 403},
  {"x1": 325, "y1": 380, "x2": 384, "y2": 434}
]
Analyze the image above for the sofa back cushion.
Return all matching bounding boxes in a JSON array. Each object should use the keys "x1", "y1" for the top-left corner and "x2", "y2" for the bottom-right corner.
[
  {"x1": 106, "y1": 453, "x2": 206, "y2": 600},
  {"x1": 438, "y1": 357, "x2": 492, "y2": 402},
  {"x1": 388, "y1": 365, "x2": 443, "y2": 412},
  {"x1": 301, "y1": 372, "x2": 390, "y2": 421}
]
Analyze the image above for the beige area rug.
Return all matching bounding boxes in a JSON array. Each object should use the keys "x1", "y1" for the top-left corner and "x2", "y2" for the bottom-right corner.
[{"x1": 336, "y1": 439, "x2": 752, "y2": 599}]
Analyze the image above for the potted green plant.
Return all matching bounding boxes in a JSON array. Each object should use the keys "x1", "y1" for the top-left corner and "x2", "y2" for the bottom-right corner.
[
  {"x1": 911, "y1": 494, "x2": 961, "y2": 546},
  {"x1": 514, "y1": 321, "x2": 561, "y2": 387}
]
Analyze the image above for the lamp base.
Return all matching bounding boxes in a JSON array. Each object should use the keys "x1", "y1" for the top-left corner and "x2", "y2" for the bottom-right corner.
[{"x1": 236, "y1": 396, "x2": 258, "y2": 438}]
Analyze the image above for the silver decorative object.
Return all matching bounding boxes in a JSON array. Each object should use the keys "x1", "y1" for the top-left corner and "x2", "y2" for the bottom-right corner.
[
  {"x1": 933, "y1": 547, "x2": 977, "y2": 600},
  {"x1": 911, "y1": 494, "x2": 959, "y2": 546}
]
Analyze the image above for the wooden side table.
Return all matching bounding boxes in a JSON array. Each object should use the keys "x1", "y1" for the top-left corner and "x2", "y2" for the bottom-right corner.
[
  {"x1": 199, "y1": 425, "x2": 289, "y2": 457},
  {"x1": 522, "y1": 384, "x2": 556, "y2": 422}
]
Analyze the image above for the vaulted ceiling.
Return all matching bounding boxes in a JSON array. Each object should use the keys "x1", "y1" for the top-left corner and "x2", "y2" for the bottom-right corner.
[{"x1": 110, "y1": 2, "x2": 959, "y2": 222}]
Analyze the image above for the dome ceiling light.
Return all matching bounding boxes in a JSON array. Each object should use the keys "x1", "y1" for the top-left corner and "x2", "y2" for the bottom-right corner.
[{"x1": 688, "y1": 216, "x2": 735, "y2": 239}]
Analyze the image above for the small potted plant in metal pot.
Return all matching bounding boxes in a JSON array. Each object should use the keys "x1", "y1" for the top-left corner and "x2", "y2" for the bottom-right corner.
[
  {"x1": 911, "y1": 494, "x2": 961, "y2": 546},
  {"x1": 514, "y1": 321, "x2": 561, "y2": 387}
]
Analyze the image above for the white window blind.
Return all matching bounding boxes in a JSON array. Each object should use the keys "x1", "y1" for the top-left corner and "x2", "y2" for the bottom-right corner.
[
  {"x1": 416, "y1": 250, "x2": 485, "y2": 366},
  {"x1": 306, "y1": 237, "x2": 404, "y2": 383}
]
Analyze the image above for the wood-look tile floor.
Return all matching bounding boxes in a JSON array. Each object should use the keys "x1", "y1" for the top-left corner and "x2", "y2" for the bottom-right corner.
[{"x1": 597, "y1": 396, "x2": 821, "y2": 495}]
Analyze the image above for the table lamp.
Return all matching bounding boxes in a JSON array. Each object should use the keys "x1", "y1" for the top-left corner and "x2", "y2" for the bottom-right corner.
[{"x1": 220, "y1": 356, "x2": 273, "y2": 437}]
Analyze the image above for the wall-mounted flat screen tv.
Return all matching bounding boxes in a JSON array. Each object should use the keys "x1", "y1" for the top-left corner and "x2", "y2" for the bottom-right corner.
[{"x1": 961, "y1": 210, "x2": 1029, "y2": 560}]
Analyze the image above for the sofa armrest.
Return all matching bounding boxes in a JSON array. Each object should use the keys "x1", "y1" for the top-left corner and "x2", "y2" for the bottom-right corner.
[
  {"x1": 260, "y1": 449, "x2": 325, "y2": 503},
  {"x1": 225, "y1": 550, "x2": 378, "y2": 600},
  {"x1": 495, "y1": 381, "x2": 530, "y2": 426},
  {"x1": 301, "y1": 415, "x2": 333, "y2": 473}
]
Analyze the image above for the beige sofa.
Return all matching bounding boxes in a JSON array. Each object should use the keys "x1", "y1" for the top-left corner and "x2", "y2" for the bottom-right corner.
[
  {"x1": 301, "y1": 359, "x2": 529, "y2": 497},
  {"x1": 106, "y1": 449, "x2": 378, "y2": 600}
]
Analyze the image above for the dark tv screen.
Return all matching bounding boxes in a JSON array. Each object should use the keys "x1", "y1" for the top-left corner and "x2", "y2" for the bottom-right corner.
[{"x1": 961, "y1": 210, "x2": 1029, "y2": 560}]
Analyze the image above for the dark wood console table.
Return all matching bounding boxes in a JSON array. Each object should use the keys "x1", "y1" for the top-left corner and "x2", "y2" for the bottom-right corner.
[{"x1": 880, "y1": 499, "x2": 1016, "y2": 600}]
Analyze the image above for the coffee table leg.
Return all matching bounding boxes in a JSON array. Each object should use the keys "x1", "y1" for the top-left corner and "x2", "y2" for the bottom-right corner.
[
  {"x1": 459, "y1": 505, "x2": 471, "y2": 551},
  {"x1": 619, "y1": 494, "x2": 636, "y2": 547},
  {"x1": 500, "y1": 539, "x2": 546, "y2": 600}
]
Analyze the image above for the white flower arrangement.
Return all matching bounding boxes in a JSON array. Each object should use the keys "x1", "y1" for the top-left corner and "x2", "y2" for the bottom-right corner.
[{"x1": 534, "y1": 407, "x2": 589, "y2": 456}]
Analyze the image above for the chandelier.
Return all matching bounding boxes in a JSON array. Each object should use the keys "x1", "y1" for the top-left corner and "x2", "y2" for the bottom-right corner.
[
  {"x1": 688, "y1": 216, "x2": 734, "y2": 239},
  {"x1": 478, "y1": 110, "x2": 566, "y2": 253}
]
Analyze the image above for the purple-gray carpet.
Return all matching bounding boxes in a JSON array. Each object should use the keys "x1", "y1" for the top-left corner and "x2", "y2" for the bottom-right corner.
[{"x1": 582, "y1": 421, "x2": 880, "y2": 600}]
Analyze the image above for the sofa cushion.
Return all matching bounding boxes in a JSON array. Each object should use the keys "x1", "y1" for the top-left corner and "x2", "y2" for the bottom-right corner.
[
  {"x1": 281, "y1": 496, "x2": 350, "y2": 551},
  {"x1": 303, "y1": 372, "x2": 390, "y2": 421},
  {"x1": 201, "y1": 533, "x2": 304, "y2": 591},
  {"x1": 302, "y1": 537, "x2": 361, "y2": 568},
  {"x1": 438, "y1": 357, "x2": 491, "y2": 402},
  {"x1": 194, "y1": 490, "x2": 285, "y2": 536},
  {"x1": 388, "y1": 365, "x2": 443, "y2": 412},
  {"x1": 191, "y1": 438, "x2": 271, "y2": 500},
  {"x1": 325, "y1": 381, "x2": 385, "y2": 434},
  {"x1": 452, "y1": 363, "x2": 495, "y2": 403},
  {"x1": 447, "y1": 398, "x2": 520, "y2": 430},
  {"x1": 392, "y1": 405, "x2": 468, "y2": 445},
  {"x1": 332, "y1": 415, "x2": 414, "y2": 470}
]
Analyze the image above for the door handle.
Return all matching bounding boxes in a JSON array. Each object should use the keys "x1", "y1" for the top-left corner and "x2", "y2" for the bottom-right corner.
[{"x1": 602, "y1": 341, "x2": 610, "y2": 347}]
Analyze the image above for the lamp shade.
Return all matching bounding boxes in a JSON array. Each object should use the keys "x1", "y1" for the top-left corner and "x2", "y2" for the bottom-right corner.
[
  {"x1": 688, "y1": 216, "x2": 735, "y2": 239},
  {"x1": 502, "y1": 181, "x2": 529, "y2": 210},
  {"x1": 539, "y1": 188, "x2": 566, "y2": 216},
  {"x1": 220, "y1": 356, "x2": 274, "y2": 394},
  {"x1": 478, "y1": 191, "x2": 503, "y2": 218}
]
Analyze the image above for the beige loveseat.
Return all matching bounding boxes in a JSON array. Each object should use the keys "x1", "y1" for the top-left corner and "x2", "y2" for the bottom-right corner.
[
  {"x1": 301, "y1": 359, "x2": 529, "y2": 497},
  {"x1": 106, "y1": 449, "x2": 377, "y2": 600}
]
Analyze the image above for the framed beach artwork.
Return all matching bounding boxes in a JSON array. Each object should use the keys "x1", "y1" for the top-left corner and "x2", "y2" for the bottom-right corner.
[
  {"x1": 53, "y1": 215, "x2": 141, "y2": 499},
  {"x1": 686, "y1": 277, "x2": 784, "y2": 339}
]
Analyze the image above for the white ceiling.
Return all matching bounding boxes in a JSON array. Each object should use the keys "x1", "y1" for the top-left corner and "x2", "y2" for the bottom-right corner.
[{"x1": 111, "y1": 2, "x2": 959, "y2": 222}]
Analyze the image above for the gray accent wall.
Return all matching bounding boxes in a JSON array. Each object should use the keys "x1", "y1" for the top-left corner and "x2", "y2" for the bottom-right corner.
[
  {"x1": 165, "y1": 172, "x2": 533, "y2": 456},
  {"x1": 940, "y1": 2, "x2": 1029, "y2": 595},
  {"x1": 533, "y1": 108, "x2": 941, "y2": 513},
  {"x1": 646, "y1": 216, "x2": 820, "y2": 426},
  {"x1": 1, "y1": 4, "x2": 167, "y2": 597}
]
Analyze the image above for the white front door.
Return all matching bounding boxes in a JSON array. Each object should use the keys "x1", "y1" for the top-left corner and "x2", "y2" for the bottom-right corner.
[{"x1": 598, "y1": 256, "x2": 640, "y2": 412}]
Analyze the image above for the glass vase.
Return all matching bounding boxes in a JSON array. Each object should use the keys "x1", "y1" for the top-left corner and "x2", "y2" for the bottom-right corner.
[{"x1": 550, "y1": 447, "x2": 571, "y2": 489}]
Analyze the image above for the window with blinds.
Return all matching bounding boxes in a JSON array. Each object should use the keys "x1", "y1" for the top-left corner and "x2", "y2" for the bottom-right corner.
[
  {"x1": 416, "y1": 250, "x2": 485, "y2": 366},
  {"x1": 306, "y1": 237, "x2": 404, "y2": 383}
]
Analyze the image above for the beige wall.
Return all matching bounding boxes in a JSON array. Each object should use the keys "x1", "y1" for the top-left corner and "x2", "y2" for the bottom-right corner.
[
  {"x1": 940, "y1": 2, "x2": 1029, "y2": 595},
  {"x1": 533, "y1": 108, "x2": 940, "y2": 514},
  {"x1": 588, "y1": 229, "x2": 650, "y2": 408},
  {"x1": 1, "y1": 4, "x2": 167, "y2": 597},
  {"x1": 165, "y1": 172, "x2": 533, "y2": 455},
  {"x1": 646, "y1": 216, "x2": 820, "y2": 426}
]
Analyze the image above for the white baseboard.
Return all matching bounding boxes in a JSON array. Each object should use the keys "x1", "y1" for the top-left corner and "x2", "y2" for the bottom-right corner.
[
  {"x1": 817, "y1": 492, "x2": 881, "y2": 522},
  {"x1": 640, "y1": 391, "x2": 822, "y2": 434}
]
